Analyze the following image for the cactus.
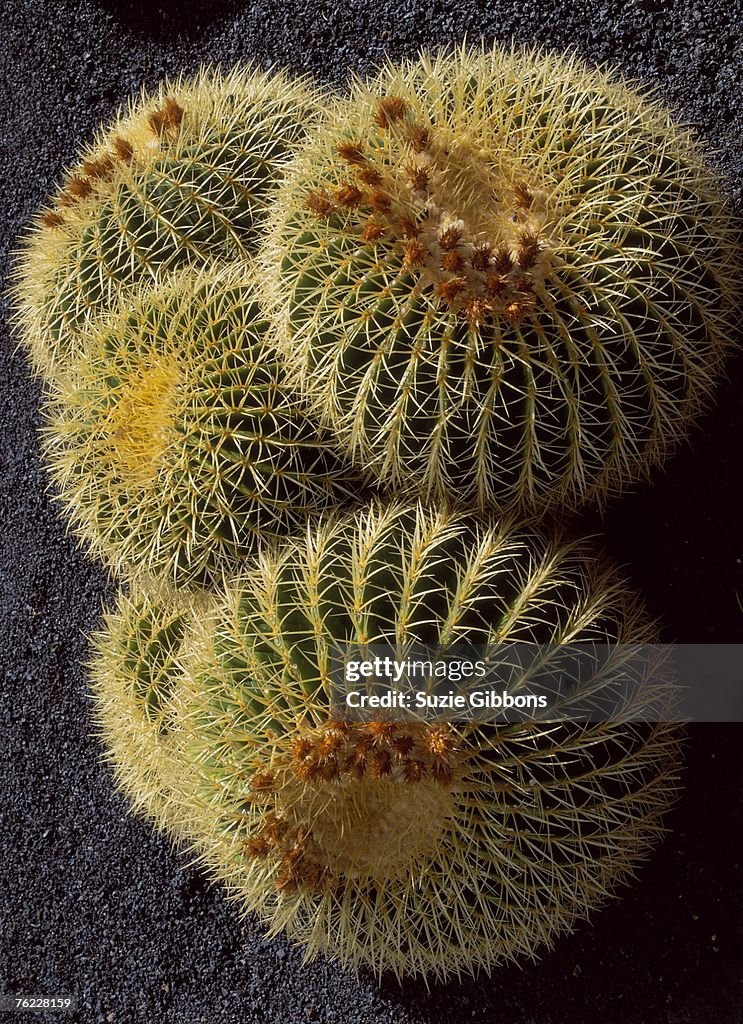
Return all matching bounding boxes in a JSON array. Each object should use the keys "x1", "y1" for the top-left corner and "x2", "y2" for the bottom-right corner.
[
  {"x1": 88, "y1": 579, "x2": 200, "y2": 834},
  {"x1": 41, "y1": 264, "x2": 355, "y2": 585},
  {"x1": 261, "y1": 44, "x2": 739, "y2": 513},
  {"x1": 12, "y1": 64, "x2": 323, "y2": 380},
  {"x1": 170, "y1": 501, "x2": 680, "y2": 981}
]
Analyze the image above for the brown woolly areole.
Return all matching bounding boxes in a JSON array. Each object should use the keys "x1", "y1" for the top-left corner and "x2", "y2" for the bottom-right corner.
[
  {"x1": 306, "y1": 92, "x2": 555, "y2": 325},
  {"x1": 242, "y1": 719, "x2": 461, "y2": 890},
  {"x1": 12, "y1": 63, "x2": 324, "y2": 382},
  {"x1": 41, "y1": 94, "x2": 185, "y2": 228}
]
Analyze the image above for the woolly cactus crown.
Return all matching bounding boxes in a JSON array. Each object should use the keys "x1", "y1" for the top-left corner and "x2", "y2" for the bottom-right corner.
[
  {"x1": 262, "y1": 44, "x2": 739, "y2": 513},
  {"x1": 171, "y1": 502, "x2": 680, "y2": 981},
  {"x1": 12, "y1": 63, "x2": 323, "y2": 380},
  {"x1": 41, "y1": 265, "x2": 352, "y2": 585}
]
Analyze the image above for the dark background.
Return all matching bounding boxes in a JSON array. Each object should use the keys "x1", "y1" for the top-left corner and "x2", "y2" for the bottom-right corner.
[{"x1": 1, "y1": 1, "x2": 742, "y2": 1022}]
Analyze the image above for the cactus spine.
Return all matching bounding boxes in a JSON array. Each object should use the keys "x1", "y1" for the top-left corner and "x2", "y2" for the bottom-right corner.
[
  {"x1": 262, "y1": 45, "x2": 739, "y2": 513},
  {"x1": 12, "y1": 65, "x2": 323, "y2": 380},
  {"x1": 171, "y1": 502, "x2": 680, "y2": 981}
]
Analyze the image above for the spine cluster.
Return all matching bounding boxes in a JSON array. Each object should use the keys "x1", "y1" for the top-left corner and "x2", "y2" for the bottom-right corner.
[
  {"x1": 12, "y1": 65, "x2": 324, "y2": 380},
  {"x1": 261, "y1": 47, "x2": 739, "y2": 514},
  {"x1": 167, "y1": 501, "x2": 681, "y2": 980},
  {"x1": 41, "y1": 266, "x2": 354, "y2": 584}
]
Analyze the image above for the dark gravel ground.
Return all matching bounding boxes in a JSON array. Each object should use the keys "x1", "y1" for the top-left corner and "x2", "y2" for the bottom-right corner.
[{"x1": 1, "y1": 1, "x2": 742, "y2": 1022}]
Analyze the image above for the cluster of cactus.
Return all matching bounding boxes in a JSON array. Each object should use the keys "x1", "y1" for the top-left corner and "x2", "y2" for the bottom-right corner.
[{"x1": 13, "y1": 43, "x2": 739, "y2": 982}]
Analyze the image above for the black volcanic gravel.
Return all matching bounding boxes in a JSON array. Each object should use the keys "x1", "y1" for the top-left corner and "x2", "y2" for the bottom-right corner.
[{"x1": 1, "y1": 2, "x2": 742, "y2": 1022}]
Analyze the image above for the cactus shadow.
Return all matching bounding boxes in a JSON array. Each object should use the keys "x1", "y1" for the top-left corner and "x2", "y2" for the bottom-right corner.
[{"x1": 93, "y1": 0, "x2": 244, "y2": 41}]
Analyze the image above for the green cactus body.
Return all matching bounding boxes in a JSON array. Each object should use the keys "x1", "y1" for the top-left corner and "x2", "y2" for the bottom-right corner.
[
  {"x1": 12, "y1": 65, "x2": 323, "y2": 380},
  {"x1": 42, "y1": 265, "x2": 355, "y2": 585},
  {"x1": 262, "y1": 45, "x2": 739, "y2": 513},
  {"x1": 88, "y1": 580, "x2": 201, "y2": 834},
  {"x1": 173, "y1": 501, "x2": 680, "y2": 981}
]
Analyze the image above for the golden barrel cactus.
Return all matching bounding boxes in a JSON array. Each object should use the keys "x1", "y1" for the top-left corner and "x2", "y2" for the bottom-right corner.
[
  {"x1": 88, "y1": 579, "x2": 202, "y2": 835},
  {"x1": 41, "y1": 265, "x2": 354, "y2": 585},
  {"x1": 170, "y1": 502, "x2": 681, "y2": 981},
  {"x1": 262, "y1": 45, "x2": 739, "y2": 513}
]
